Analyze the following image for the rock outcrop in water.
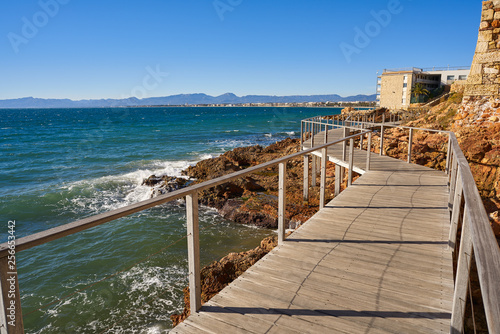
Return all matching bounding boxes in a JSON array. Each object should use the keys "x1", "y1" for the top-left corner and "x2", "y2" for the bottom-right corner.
[{"x1": 145, "y1": 138, "x2": 342, "y2": 229}]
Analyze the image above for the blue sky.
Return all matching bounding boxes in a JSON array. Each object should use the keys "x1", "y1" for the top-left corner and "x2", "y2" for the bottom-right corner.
[{"x1": 0, "y1": 0, "x2": 481, "y2": 100}]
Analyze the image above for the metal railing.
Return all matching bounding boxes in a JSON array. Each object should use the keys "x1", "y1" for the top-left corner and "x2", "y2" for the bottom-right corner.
[
  {"x1": 301, "y1": 116, "x2": 500, "y2": 334},
  {"x1": 0, "y1": 125, "x2": 370, "y2": 333}
]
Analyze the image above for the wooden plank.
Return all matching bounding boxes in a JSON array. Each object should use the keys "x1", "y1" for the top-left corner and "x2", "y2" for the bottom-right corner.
[
  {"x1": 311, "y1": 154, "x2": 317, "y2": 187},
  {"x1": 380, "y1": 125, "x2": 384, "y2": 156},
  {"x1": 408, "y1": 128, "x2": 413, "y2": 163},
  {"x1": 335, "y1": 164, "x2": 341, "y2": 196},
  {"x1": 303, "y1": 155, "x2": 309, "y2": 204},
  {"x1": 230, "y1": 277, "x2": 448, "y2": 334},
  {"x1": 278, "y1": 163, "x2": 286, "y2": 244},
  {"x1": 448, "y1": 169, "x2": 463, "y2": 250},
  {"x1": 450, "y1": 133, "x2": 500, "y2": 334},
  {"x1": 186, "y1": 192, "x2": 201, "y2": 313},
  {"x1": 451, "y1": 206, "x2": 473, "y2": 333},
  {"x1": 366, "y1": 132, "x2": 372, "y2": 170},
  {"x1": 319, "y1": 148, "x2": 327, "y2": 209},
  {"x1": 348, "y1": 138, "x2": 354, "y2": 186}
]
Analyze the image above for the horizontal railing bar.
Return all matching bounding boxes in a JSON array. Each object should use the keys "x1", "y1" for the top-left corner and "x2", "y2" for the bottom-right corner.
[
  {"x1": 303, "y1": 118, "x2": 451, "y2": 134},
  {"x1": 0, "y1": 131, "x2": 370, "y2": 258},
  {"x1": 449, "y1": 133, "x2": 500, "y2": 334}
]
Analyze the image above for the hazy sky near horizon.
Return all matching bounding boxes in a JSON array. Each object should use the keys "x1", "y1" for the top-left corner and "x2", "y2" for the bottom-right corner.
[{"x1": 1, "y1": 0, "x2": 481, "y2": 100}]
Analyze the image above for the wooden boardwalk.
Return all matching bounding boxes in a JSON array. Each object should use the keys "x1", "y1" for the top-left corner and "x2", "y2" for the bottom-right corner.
[{"x1": 173, "y1": 128, "x2": 454, "y2": 333}]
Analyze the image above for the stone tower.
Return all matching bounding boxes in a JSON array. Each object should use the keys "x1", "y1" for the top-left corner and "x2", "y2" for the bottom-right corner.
[
  {"x1": 465, "y1": 1, "x2": 500, "y2": 99},
  {"x1": 458, "y1": 1, "x2": 500, "y2": 126}
]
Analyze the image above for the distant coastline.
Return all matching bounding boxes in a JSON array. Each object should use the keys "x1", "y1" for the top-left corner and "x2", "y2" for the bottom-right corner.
[{"x1": 0, "y1": 92, "x2": 376, "y2": 109}]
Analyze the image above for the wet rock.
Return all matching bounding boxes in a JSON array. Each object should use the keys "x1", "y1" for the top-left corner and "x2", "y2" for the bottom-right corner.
[{"x1": 142, "y1": 175, "x2": 189, "y2": 198}]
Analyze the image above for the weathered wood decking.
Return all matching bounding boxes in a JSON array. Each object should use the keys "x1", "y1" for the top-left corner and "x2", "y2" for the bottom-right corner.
[{"x1": 173, "y1": 128, "x2": 454, "y2": 333}]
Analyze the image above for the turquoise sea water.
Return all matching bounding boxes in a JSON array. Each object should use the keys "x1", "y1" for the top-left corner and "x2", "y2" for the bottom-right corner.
[{"x1": 1, "y1": 107, "x2": 341, "y2": 333}]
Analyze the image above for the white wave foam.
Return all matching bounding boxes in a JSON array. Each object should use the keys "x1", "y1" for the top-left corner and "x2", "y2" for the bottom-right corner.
[
  {"x1": 62, "y1": 160, "x2": 193, "y2": 213},
  {"x1": 198, "y1": 153, "x2": 216, "y2": 160},
  {"x1": 264, "y1": 133, "x2": 272, "y2": 138}
]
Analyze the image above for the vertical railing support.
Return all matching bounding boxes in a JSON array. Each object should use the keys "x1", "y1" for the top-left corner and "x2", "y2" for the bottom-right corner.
[
  {"x1": 278, "y1": 162, "x2": 286, "y2": 245},
  {"x1": 320, "y1": 148, "x2": 327, "y2": 210},
  {"x1": 335, "y1": 164, "x2": 341, "y2": 196},
  {"x1": 342, "y1": 128, "x2": 348, "y2": 161},
  {"x1": 0, "y1": 256, "x2": 24, "y2": 334},
  {"x1": 449, "y1": 158, "x2": 459, "y2": 211},
  {"x1": 186, "y1": 192, "x2": 201, "y2": 313},
  {"x1": 446, "y1": 134, "x2": 452, "y2": 175},
  {"x1": 303, "y1": 155, "x2": 309, "y2": 205},
  {"x1": 379, "y1": 125, "x2": 384, "y2": 156},
  {"x1": 359, "y1": 132, "x2": 363, "y2": 150},
  {"x1": 324, "y1": 123, "x2": 328, "y2": 144},
  {"x1": 348, "y1": 138, "x2": 354, "y2": 186},
  {"x1": 311, "y1": 155, "x2": 317, "y2": 187},
  {"x1": 450, "y1": 206, "x2": 473, "y2": 333},
  {"x1": 311, "y1": 122, "x2": 315, "y2": 148},
  {"x1": 448, "y1": 169, "x2": 463, "y2": 250},
  {"x1": 407, "y1": 128, "x2": 414, "y2": 164},
  {"x1": 366, "y1": 132, "x2": 372, "y2": 171},
  {"x1": 300, "y1": 121, "x2": 303, "y2": 148}
]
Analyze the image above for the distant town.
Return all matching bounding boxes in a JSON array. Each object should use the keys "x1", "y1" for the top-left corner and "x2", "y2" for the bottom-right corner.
[{"x1": 135, "y1": 101, "x2": 378, "y2": 108}]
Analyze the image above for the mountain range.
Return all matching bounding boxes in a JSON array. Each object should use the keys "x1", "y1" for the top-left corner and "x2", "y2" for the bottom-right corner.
[{"x1": 0, "y1": 93, "x2": 376, "y2": 109}]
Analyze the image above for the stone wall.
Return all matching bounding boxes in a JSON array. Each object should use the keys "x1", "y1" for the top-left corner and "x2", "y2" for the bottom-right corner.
[
  {"x1": 465, "y1": 1, "x2": 500, "y2": 98},
  {"x1": 457, "y1": 1, "x2": 500, "y2": 126}
]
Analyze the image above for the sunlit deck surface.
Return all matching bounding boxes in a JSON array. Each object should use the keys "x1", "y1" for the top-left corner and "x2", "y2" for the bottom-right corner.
[{"x1": 173, "y1": 128, "x2": 453, "y2": 333}]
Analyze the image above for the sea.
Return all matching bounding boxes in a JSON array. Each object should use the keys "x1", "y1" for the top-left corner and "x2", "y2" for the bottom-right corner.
[{"x1": 0, "y1": 106, "x2": 342, "y2": 333}]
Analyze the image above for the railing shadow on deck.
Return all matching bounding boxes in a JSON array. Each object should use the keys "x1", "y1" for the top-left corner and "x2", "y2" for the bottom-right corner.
[
  {"x1": 200, "y1": 305, "x2": 452, "y2": 320},
  {"x1": 301, "y1": 116, "x2": 500, "y2": 334}
]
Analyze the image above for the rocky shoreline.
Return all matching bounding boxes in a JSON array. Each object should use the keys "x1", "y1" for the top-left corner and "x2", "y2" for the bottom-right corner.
[{"x1": 144, "y1": 138, "x2": 341, "y2": 230}]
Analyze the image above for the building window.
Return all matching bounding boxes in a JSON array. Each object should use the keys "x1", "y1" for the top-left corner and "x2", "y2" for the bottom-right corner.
[
  {"x1": 459, "y1": 75, "x2": 467, "y2": 80},
  {"x1": 403, "y1": 83, "x2": 407, "y2": 88},
  {"x1": 447, "y1": 75, "x2": 455, "y2": 81}
]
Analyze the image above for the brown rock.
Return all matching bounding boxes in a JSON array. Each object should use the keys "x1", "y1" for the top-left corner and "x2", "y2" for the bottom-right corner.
[
  {"x1": 171, "y1": 235, "x2": 278, "y2": 326},
  {"x1": 493, "y1": 20, "x2": 500, "y2": 28}
]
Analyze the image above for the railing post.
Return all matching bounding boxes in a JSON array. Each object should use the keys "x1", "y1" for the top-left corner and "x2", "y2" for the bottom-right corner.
[
  {"x1": 278, "y1": 162, "x2": 286, "y2": 245},
  {"x1": 0, "y1": 256, "x2": 24, "y2": 334},
  {"x1": 335, "y1": 164, "x2": 341, "y2": 196},
  {"x1": 450, "y1": 205, "x2": 473, "y2": 333},
  {"x1": 359, "y1": 132, "x2": 363, "y2": 150},
  {"x1": 300, "y1": 121, "x2": 303, "y2": 148},
  {"x1": 303, "y1": 155, "x2": 309, "y2": 205},
  {"x1": 324, "y1": 123, "x2": 328, "y2": 144},
  {"x1": 446, "y1": 134, "x2": 452, "y2": 175},
  {"x1": 366, "y1": 132, "x2": 372, "y2": 171},
  {"x1": 320, "y1": 148, "x2": 327, "y2": 210},
  {"x1": 379, "y1": 125, "x2": 384, "y2": 156},
  {"x1": 311, "y1": 155, "x2": 317, "y2": 187},
  {"x1": 348, "y1": 138, "x2": 354, "y2": 186},
  {"x1": 449, "y1": 158, "x2": 459, "y2": 211},
  {"x1": 448, "y1": 169, "x2": 463, "y2": 251},
  {"x1": 342, "y1": 127, "x2": 348, "y2": 161},
  {"x1": 186, "y1": 192, "x2": 201, "y2": 313},
  {"x1": 407, "y1": 128, "x2": 414, "y2": 164}
]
